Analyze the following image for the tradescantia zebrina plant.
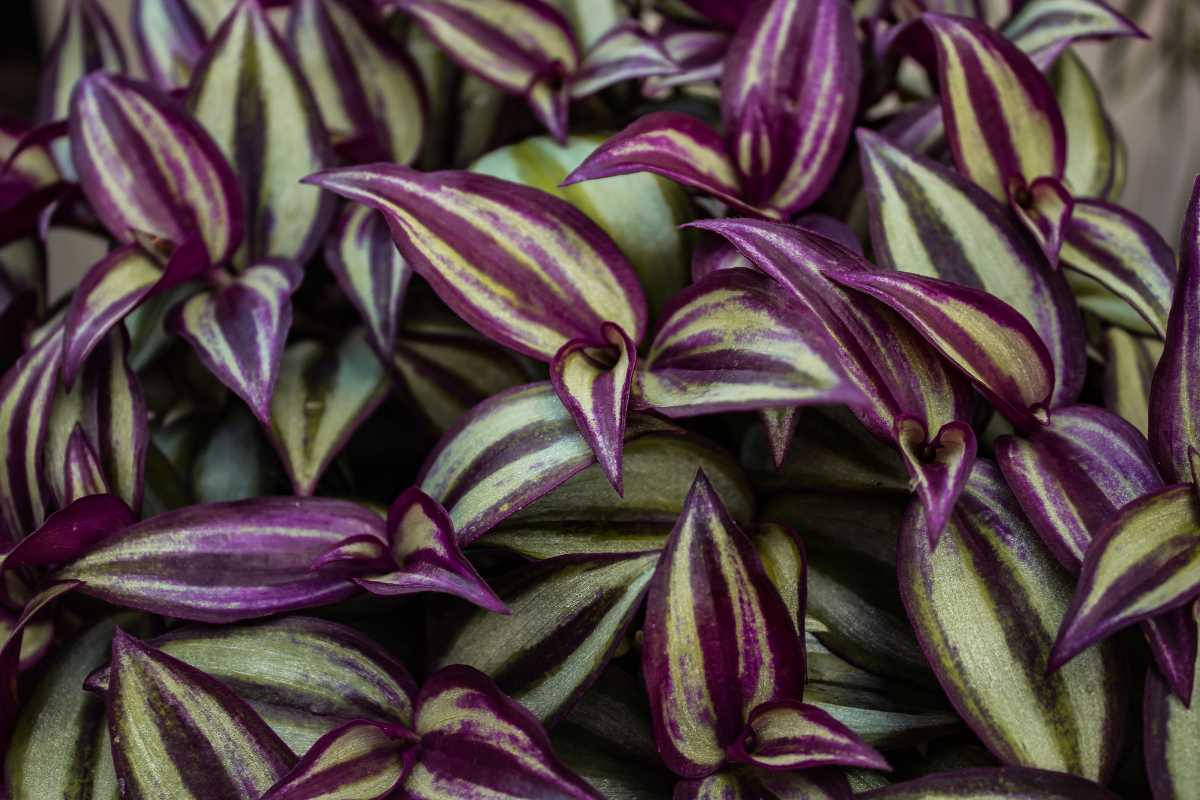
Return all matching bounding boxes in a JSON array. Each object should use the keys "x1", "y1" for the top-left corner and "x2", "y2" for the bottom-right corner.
[{"x1": 0, "y1": 0, "x2": 1197, "y2": 796}]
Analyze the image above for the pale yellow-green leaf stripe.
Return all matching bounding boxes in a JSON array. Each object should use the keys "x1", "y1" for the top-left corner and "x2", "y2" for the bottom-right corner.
[
  {"x1": 189, "y1": 0, "x2": 331, "y2": 264},
  {"x1": 262, "y1": 723, "x2": 408, "y2": 800},
  {"x1": 1103, "y1": 328, "x2": 1161, "y2": 437},
  {"x1": 1051, "y1": 50, "x2": 1121, "y2": 200},
  {"x1": 753, "y1": 523, "x2": 806, "y2": 637},
  {"x1": 1005, "y1": 0, "x2": 1143, "y2": 56},
  {"x1": 1146, "y1": 644, "x2": 1200, "y2": 800},
  {"x1": 271, "y1": 331, "x2": 388, "y2": 496},
  {"x1": 0, "y1": 328, "x2": 63, "y2": 537}
]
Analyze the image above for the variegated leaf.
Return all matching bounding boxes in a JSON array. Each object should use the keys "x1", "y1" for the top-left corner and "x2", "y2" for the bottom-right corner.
[
  {"x1": 261, "y1": 720, "x2": 414, "y2": 800},
  {"x1": 676, "y1": 768, "x2": 854, "y2": 800},
  {"x1": 721, "y1": 0, "x2": 861, "y2": 215},
  {"x1": 55, "y1": 497, "x2": 383, "y2": 622},
  {"x1": 856, "y1": 129, "x2": 1085, "y2": 405},
  {"x1": 403, "y1": 665, "x2": 601, "y2": 800},
  {"x1": 1051, "y1": 485, "x2": 1200, "y2": 671},
  {"x1": 1103, "y1": 328, "x2": 1160, "y2": 436},
  {"x1": 270, "y1": 330, "x2": 389, "y2": 496},
  {"x1": 1050, "y1": 50, "x2": 1124, "y2": 201},
  {"x1": 419, "y1": 382, "x2": 674, "y2": 546},
  {"x1": 305, "y1": 165, "x2": 646, "y2": 362},
  {"x1": 638, "y1": 268, "x2": 862, "y2": 417},
  {"x1": 189, "y1": 0, "x2": 335, "y2": 265},
  {"x1": 170, "y1": 260, "x2": 302, "y2": 425},
  {"x1": 1145, "y1": 624, "x2": 1200, "y2": 800},
  {"x1": 69, "y1": 74, "x2": 244, "y2": 267},
  {"x1": 433, "y1": 551, "x2": 657, "y2": 724},
  {"x1": 62, "y1": 427, "x2": 108, "y2": 501},
  {"x1": 643, "y1": 471, "x2": 804, "y2": 777},
  {"x1": 860, "y1": 767, "x2": 1120, "y2": 799},
  {"x1": 900, "y1": 461, "x2": 1125, "y2": 781},
  {"x1": 289, "y1": 0, "x2": 426, "y2": 164},
  {"x1": 133, "y1": 0, "x2": 209, "y2": 90},
  {"x1": 1004, "y1": 0, "x2": 1145, "y2": 57},
  {"x1": 398, "y1": 0, "x2": 579, "y2": 142},
  {"x1": 325, "y1": 204, "x2": 411, "y2": 358},
  {"x1": 103, "y1": 629, "x2": 295, "y2": 799},
  {"x1": 727, "y1": 700, "x2": 889, "y2": 772},
  {"x1": 570, "y1": 21, "x2": 675, "y2": 98}
]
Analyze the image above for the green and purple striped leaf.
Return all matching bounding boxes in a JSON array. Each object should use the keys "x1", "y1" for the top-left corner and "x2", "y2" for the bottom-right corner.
[
  {"x1": 304, "y1": 165, "x2": 646, "y2": 362},
  {"x1": 637, "y1": 267, "x2": 863, "y2": 417},
  {"x1": 721, "y1": 0, "x2": 861, "y2": 215},
  {"x1": 1104, "y1": 328, "x2": 1161, "y2": 436},
  {"x1": 860, "y1": 767, "x2": 1121, "y2": 799},
  {"x1": 830, "y1": 269, "x2": 1055, "y2": 432},
  {"x1": 0, "y1": 327, "x2": 64, "y2": 539},
  {"x1": 3, "y1": 493, "x2": 133, "y2": 571},
  {"x1": 325, "y1": 205, "x2": 411, "y2": 358},
  {"x1": 55, "y1": 497, "x2": 383, "y2": 622},
  {"x1": 260, "y1": 720, "x2": 415, "y2": 800},
  {"x1": 397, "y1": 0, "x2": 579, "y2": 142},
  {"x1": 69, "y1": 73, "x2": 244, "y2": 267},
  {"x1": 1060, "y1": 200, "x2": 1175, "y2": 337},
  {"x1": 188, "y1": 0, "x2": 335, "y2": 266},
  {"x1": 561, "y1": 112, "x2": 751, "y2": 216},
  {"x1": 677, "y1": 768, "x2": 854, "y2": 800},
  {"x1": 270, "y1": 330, "x2": 389, "y2": 496},
  {"x1": 550, "y1": 322, "x2": 636, "y2": 493},
  {"x1": 1050, "y1": 50, "x2": 1125, "y2": 201},
  {"x1": 643, "y1": 24, "x2": 729, "y2": 96},
  {"x1": 1149, "y1": 177, "x2": 1200, "y2": 484},
  {"x1": 924, "y1": 14, "x2": 1066, "y2": 204},
  {"x1": 419, "y1": 382, "x2": 674, "y2": 546},
  {"x1": 642, "y1": 471, "x2": 804, "y2": 778},
  {"x1": 289, "y1": 0, "x2": 427, "y2": 164},
  {"x1": 856, "y1": 128, "x2": 1085, "y2": 404},
  {"x1": 352, "y1": 487, "x2": 506, "y2": 613},
  {"x1": 433, "y1": 551, "x2": 658, "y2": 724},
  {"x1": 727, "y1": 700, "x2": 889, "y2": 772},
  {"x1": 47, "y1": 328, "x2": 148, "y2": 511},
  {"x1": 133, "y1": 0, "x2": 209, "y2": 90},
  {"x1": 1004, "y1": 0, "x2": 1146, "y2": 57},
  {"x1": 36, "y1": 0, "x2": 126, "y2": 177},
  {"x1": 62, "y1": 427, "x2": 108, "y2": 501},
  {"x1": 103, "y1": 629, "x2": 295, "y2": 799},
  {"x1": 570, "y1": 21, "x2": 675, "y2": 98},
  {"x1": 1013, "y1": 176, "x2": 1074, "y2": 268},
  {"x1": 899, "y1": 461, "x2": 1126, "y2": 781},
  {"x1": 170, "y1": 260, "x2": 302, "y2": 425},
  {"x1": 403, "y1": 665, "x2": 601, "y2": 800},
  {"x1": 1050, "y1": 484, "x2": 1200, "y2": 671},
  {"x1": 1145, "y1": 624, "x2": 1200, "y2": 800},
  {"x1": 88, "y1": 616, "x2": 417, "y2": 752}
]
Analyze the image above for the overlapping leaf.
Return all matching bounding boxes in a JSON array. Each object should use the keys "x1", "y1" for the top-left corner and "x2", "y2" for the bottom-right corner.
[
  {"x1": 325, "y1": 204, "x2": 411, "y2": 358},
  {"x1": 133, "y1": 0, "x2": 209, "y2": 90},
  {"x1": 1144, "y1": 623, "x2": 1200, "y2": 800},
  {"x1": 1104, "y1": 328, "x2": 1161, "y2": 436},
  {"x1": 1004, "y1": 0, "x2": 1145, "y2": 56},
  {"x1": 261, "y1": 720, "x2": 414, "y2": 800}
]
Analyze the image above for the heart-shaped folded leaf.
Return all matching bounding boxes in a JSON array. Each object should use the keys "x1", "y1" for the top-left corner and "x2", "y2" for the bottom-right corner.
[
  {"x1": 639, "y1": 267, "x2": 863, "y2": 417},
  {"x1": 830, "y1": 270, "x2": 1055, "y2": 432},
  {"x1": 1104, "y1": 328, "x2": 1160, "y2": 436},
  {"x1": 87, "y1": 616, "x2": 417, "y2": 753},
  {"x1": 398, "y1": 0, "x2": 578, "y2": 141},
  {"x1": 860, "y1": 767, "x2": 1120, "y2": 799},
  {"x1": 271, "y1": 331, "x2": 389, "y2": 496},
  {"x1": 403, "y1": 665, "x2": 601, "y2": 799},
  {"x1": 48, "y1": 328, "x2": 148, "y2": 511},
  {"x1": 0, "y1": 327, "x2": 64, "y2": 539},
  {"x1": 170, "y1": 259, "x2": 302, "y2": 425},
  {"x1": 133, "y1": 0, "x2": 209, "y2": 90},
  {"x1": 727, "y1": 700, "x2": 888, "y2": 772},
  {"x1": 433, "y1": 551, "x2": 658, "y2": 724},
  {"x1": 643, "y1": 471, "x2": 804, "y2": 778},
  {"x1": 36, "y1": 0, "x2": 126, "y2": 177},
  {"x1": 69, "y1": 73, "x2": 244, "y2": 267},
  {"x1": 856, "y1": 128, "x2": 1085, "y2": 405},
  {"x1": 924, "y1": 14, "x2": 1066, "y2": 205},
  {"x1": 353, "y1": 487, "x2": 505, "y2": 612},
  {"x1": 721, "y1": 0, "x2": 861, "y2": 215},
  {"x1": 1051, "y1": 484, "x2": 1200, "y2": 671},
  {"x1": 1145, "y1": 625, "x2": 1200, "y2": 800},
  {"x1": 325, "y1": 205, "x2": 411, "y2": 358},
  {"x1": 1011, "y1": 176, "x2": 1073, "y2": 268},
  {"x1": 570, "y1": 21, "x2": 675, "y2": 98},
  {"x1": 289, "y1": 0, "x2": 426, "y2": 164},
  {"x1": 1149, "y1": 177, "x2": 1200, "y2": 484},
  {"x1": 561, "y1": 112, "x2": 749, "y2": 215},
  {"x1": 104, "y1": 629, "x2": 295, "y2": 799},
  {"x1": 1051, "y1": 51, "x2": 1124, "y2": 201},
  {"x1": 392, "y1": 319, "x2": 528, "y2": 434},
  {"x1": 305, "y1": 165, "x2": 646, "y2": 362},
  {"x1": 55, "y1": 497, "x2": 383, "y2": 622},
  {"x1": 419, "y1": 382, "x2": 675, "y2": 546},
  {"x1": 900, "y1": 461, "x2": 1125, "y2": 781},
  {"x1": 996, "y1": 404, "x2": 1161, "y2": 570},
  {"x1": 487, "y1": 432, "x2": 752, "y2": 559},
  {"x1": 189, "y1": 0, "x2": 335, "y2": 265},
  {"x1": 896, "y1": 417, "x2": 977, "y2": 547},
  {"x1": 1060, "y1": 200, "x2": 1175, "y2": 337},
  {"x1": 1004, "y1": 0, "x2": 1145, "y2": 56},
  {"x1": 261, "y1": 720, "x2": 415, "y2": 800}
]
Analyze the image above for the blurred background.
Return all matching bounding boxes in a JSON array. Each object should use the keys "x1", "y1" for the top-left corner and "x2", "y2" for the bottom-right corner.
[{"x1": 5, "y1": 0, "x2": 1199, "y2": 297}]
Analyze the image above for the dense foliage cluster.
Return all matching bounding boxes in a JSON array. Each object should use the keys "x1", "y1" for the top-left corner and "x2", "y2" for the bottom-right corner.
[{"x1": 0, "y1": 0, "x2": 1195, "y2": 797}]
